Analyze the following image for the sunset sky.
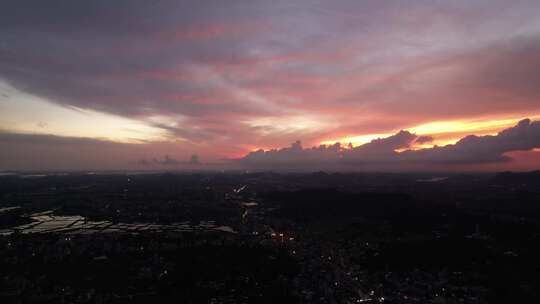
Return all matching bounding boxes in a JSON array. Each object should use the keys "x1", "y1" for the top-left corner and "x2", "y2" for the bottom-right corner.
[{"x1": 1, "y1": 0, "x2": 540, "y2": 171}]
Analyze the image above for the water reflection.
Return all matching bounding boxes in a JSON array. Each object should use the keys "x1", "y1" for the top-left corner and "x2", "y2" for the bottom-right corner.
[{"x1": 0, "y1": 210, "x2": 236, "y2": 235}]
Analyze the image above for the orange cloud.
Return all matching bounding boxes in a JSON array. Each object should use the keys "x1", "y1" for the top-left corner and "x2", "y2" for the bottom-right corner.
[{"x1": 320, "y1": 115, "x2": 540, "y2": 151}]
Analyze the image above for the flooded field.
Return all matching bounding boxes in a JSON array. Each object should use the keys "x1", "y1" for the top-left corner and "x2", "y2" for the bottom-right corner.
[{"x1": 0, "y1": 210, "x2": 236, "y2": 236}]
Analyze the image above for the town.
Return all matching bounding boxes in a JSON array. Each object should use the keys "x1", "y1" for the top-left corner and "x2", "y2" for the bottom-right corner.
[{"x1": 1, "y1": 171, "x2": 540, "y2": 303}]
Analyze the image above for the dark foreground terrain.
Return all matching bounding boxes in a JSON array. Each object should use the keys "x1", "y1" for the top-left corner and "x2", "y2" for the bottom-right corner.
[{"x1": 1, "y1": 171, "x2": 540, "y2": 303}]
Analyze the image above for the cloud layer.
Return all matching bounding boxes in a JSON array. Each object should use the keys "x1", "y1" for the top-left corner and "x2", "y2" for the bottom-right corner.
[
  {"x1": 1, "y1": 1, "x2": 540, "y2": 170},
  {"x1": 240, "y1": 119, "x2": 540, "y2": 170}
]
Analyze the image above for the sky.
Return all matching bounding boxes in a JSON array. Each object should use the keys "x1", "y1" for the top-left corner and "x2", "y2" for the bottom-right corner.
[{"x1": 1, "y1": 0, "x2": 540, "y2": 171}]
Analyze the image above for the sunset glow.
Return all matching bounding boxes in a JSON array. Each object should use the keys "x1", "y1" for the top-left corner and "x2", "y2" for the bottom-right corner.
[
  {"x1": 321, "y1": 115, "x2": 540, "y2": 150},
  {"x1": 0, "y1": 81, "x2": 170, "y2": 143},
  {"x1": 320, "y1": 133, "x2": 393, "y2": 147},
  {"x1": 1, "y1": 1, "x2": 540, "y2": 171}
]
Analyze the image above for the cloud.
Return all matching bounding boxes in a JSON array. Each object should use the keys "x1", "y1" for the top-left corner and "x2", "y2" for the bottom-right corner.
[
  {"x1": 1, "y1": 119, "x2": 539, "y2": 171},
  {"x1": 241, "y1": 140, "x2": 343, "y2": 167},
  {"x1": 0, "y1": 131, "x2": 213, "y2": 171},
  {"x1": 2, "y1": 2, "x2": 540, "y2": 139},
  {"x1": 189, "y1": 154, "x2": 201, "y2": 165},
  {"x1": 1, "y1": 0, "x2": 540, "y2": 168},
  {"x1": 0, "y1": 132, "x2": 135, "y2": 170},
  {"x1": 240, "y1": 119, "x2": 540, "y2": 170},
  {"x1": 351, "y1": 130, "x2": 417, "y2": 155},
  {"x1": 137, "y1": 154, "x2": 201, "y2": 166},
  {"x1": 402, "y1": 119, "x2": 540, "y2": 164},
  {"x1": 0, "y1": 131, "x2": 122, "y2": 146},
  {"x1": 415, "y1": 135, "x2": 434, "y2": 144}
]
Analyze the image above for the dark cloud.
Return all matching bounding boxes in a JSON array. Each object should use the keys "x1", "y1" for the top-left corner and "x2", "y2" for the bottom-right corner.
[
  {"x1": 0, "y1": 132, "x2": 209, "y2": 171},
  {"x1": 0, "y1": 132, "x2": 134, "y2": 171},
  {"x1": 403, "y1": 119, "x2": 540, "y2": 164},
  {"x1": 351, "y1": 131, "x2": 416, "y2": 155},
  {"x1": 137, "y1": 154, "x2": 201, "y2": 166},
  {"x1": 1, "y1": 119, "x2": 539, "y2": 171},
  {"x1": 189, "y1": 154, "x2": 201, "y2": 165},
  {"x1": 0, "y1": 131, "x2": 122, "y2": 146},
  {"x1": 1, "y1": 0, "x2": 540, "y2": 167},
  {"x1": 415, "y1": 135, "x2": 434, "y2": 144},
  {"x1": 2, "y1": 1, "x2": 539, "y2": 126},
  {"x1": 0, "y1": 0, "x2": 277, "y2": 131},
  {"x1": 241, "y1": 140, "x2": 343, "y2": 166},
  {"x1": 240, "y1": 119, "x2": 540, "y2": 170}
]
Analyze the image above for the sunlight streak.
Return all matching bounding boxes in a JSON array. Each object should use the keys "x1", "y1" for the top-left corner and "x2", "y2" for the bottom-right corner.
[
  {"x1": 0, "y1": 81, "x2": 170, "y2": 143},
  {"x1": 321, "y1": 115, "x2": 540, "y2": 149}
]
